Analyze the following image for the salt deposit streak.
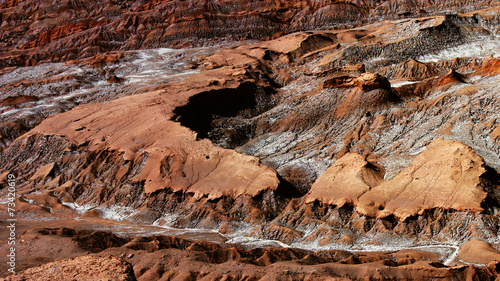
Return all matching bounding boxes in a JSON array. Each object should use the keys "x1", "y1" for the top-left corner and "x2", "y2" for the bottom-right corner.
[
  {"x1": 418, "y1": 36, "x2": 500, "y2": 62},
  {"x1": 46, "y1": 200, "x2": 466, "y2": 264},
  {"x1": 225, "y1": 236, "x2": 291, "y2": 249},
  {"x1": 390, "y1": 80, "x2": 420, "y2": 88},
  {"x1": 443, "y1": 246, "x2": 460, "y2": 266},
  {"x1": 61, "y1": 202, "x2": 96, "y2": 215},
  {"x1": 95, "y1": 205, "x2": 135, "y2": 221},
  {"x1": 228, "y1": 234, "x2": 460, "y2": 265}
]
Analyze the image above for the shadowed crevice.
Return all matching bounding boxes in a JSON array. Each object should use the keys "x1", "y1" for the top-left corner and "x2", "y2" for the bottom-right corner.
[{"x1": 172, "y1": 82, "x2": 277, "y2": 148}]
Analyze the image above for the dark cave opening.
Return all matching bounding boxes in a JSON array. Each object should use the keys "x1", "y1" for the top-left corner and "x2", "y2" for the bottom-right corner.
[{"x1": 171, "y1": 81, "x2": 276, "y2": 149}]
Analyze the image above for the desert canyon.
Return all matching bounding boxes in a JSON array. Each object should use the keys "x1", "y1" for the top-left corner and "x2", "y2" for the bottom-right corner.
[{"x1": 2, "y1": 0, "x2": 500, "y2": 280}]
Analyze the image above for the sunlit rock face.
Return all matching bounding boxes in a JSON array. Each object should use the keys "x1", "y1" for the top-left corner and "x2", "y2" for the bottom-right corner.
[
  {"x1": 0, "y1": 0, "x2": 497, "y2": 67},
  {"x1": 3, "y1": 1, "x2": 500, "y2": 279}
]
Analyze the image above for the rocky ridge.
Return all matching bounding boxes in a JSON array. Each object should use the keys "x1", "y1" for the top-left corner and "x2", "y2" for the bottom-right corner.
[{"x1": 1, "y1": 0, "x2": 499, "y2": 68}]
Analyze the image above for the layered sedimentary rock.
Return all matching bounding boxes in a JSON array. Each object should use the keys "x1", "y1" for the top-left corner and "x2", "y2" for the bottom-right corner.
[
  {"x1": 3, "y1": 5, "x2": 500, "y2": 237},
  {"x1": 2, "y1": 2, "x2": 500, "y2": 280},
  {"x1": 0, "y1": 52, "x2": 298, "y2": 231},
  {"x1": 357, "y1": 139, "x2": 488, "y2": 220},
  {"x1": 303, "y1": 137, "x2": 491, "y2": 221},
  {"x1": 26, "y1": 87, "x2": 280, "y2": 199},
  {"x1": 1, "y1": 0, "x2": 498, "y2": 67}
]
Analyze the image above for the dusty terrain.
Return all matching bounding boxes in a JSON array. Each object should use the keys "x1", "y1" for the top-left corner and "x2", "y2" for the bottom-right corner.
[
  {"x1": 4, "y1": 224, "x2": 500, "y2": 281},
  {"x1": 2, "y1": 0, "x2": 500, "y2": 280}
]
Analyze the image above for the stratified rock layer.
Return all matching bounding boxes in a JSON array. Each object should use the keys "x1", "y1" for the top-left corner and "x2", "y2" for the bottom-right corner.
[
  {"x1": 357, "y1": 139, "x2": 487, "y2": 220},
  {"x1": 1, "y1": 0, "x2": 497, "y2": 67},
  {"x1": 2, "y1": 3, "x2": 500, "y2": 279}
]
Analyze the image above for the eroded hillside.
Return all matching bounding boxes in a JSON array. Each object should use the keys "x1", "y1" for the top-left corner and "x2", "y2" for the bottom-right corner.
[{"x1": 2, "y1": 1, "x2": 500, "y2": 280}]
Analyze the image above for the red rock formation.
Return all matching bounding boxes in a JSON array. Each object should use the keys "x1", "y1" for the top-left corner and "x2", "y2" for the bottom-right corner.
[
  {"x1": 475, "y1": 55, "x2": 500, "y2": 77},
  {"x1": 23, "y1": 81, "x2": 281, "y2": 199},
  {"x1": 3, "y1": 255, "x2": 136, "y2": 281},
  {"x1": 378, "y1": 58, "x2": 438, "y2": 80},
  {"x1": 0, "y1": 95, "x2": 39, "y2": 106},
  {"x1": 4, "y1": 227, "x2": 500, "y2": 280},
  {"x1": 2, "y1": 2, "x2": 500, "y2": 279},
  {"x1": 0, "y1": 0, "x2": 496, "y2": 67},
  {"x1": 437, "y1": 69, "x2": 467, "y2": 87},
  {"x1": 305, "y1": 153, "x2": 384, "y2": 207},
  {"x1": 458, "y1": 239, "x2": 500, "y2": 265},
  {"x1": 357, "y1": 139, "x2": 487, "y2": 220},
  {"x1": 323, "y1": 73, "x2": 391, "y2": 91}
]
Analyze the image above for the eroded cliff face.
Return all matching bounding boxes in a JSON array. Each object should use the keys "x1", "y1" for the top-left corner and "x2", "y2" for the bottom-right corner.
[
  {"x1": 2, "y1": 1, "x2": 500, "y2": 280},
  {"x1": 0, "y1": 0, "x2": 498, "y2": 68}
]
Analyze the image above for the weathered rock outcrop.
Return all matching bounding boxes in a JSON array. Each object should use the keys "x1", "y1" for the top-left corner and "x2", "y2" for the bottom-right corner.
[
  {"x1": 3, "y1": 255, "x2": 136, "y2": 281},
  {"x1": 1, "y1": 0, "x2": 498, "y2": 67},
  {"x1": 2, "y1": 2, "x2": 500, "y2": 279},
  {"x1": 2, "y1": 6, "x2": 500, "y2": 243},
  {"x1": 357, "y1": 139, "x2": 488, "y2": 221},
  {"x1": 305, "y1": 153, "x2": 384, "y2": 207},
  {"x1": 457, "y1": 239, "x2": 500, "y2": 265},
  {"x1": 26, "y1": 88, "x2": 280, "y2": 199}
]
